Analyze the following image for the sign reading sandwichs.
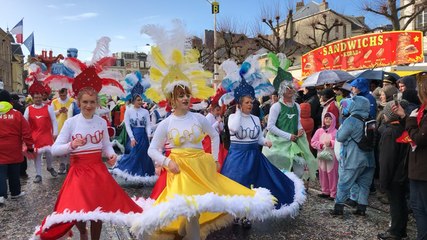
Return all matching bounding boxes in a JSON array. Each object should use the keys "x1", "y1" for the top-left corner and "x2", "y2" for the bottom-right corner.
[{"x1": 301, "y1": 31, "x2": 424, "y2": 77}]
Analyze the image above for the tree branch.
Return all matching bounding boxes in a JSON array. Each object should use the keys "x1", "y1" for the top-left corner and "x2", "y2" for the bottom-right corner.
[
  {"x1": 396, "y1": 0, "x2": 415, "y2": 11},
  {"x1": 402, "y1": 5, "x2": 427, "y2": 30}
]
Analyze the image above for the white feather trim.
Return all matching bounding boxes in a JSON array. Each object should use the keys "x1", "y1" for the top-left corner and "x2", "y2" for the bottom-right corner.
[
  {"x1": 190, "y1": 101, "x2": 208, "y2": 111},
  {"x1": 129, "y1": 187, "x2": 276, "y2": 237},
  {"x1": 164, "y1": 80, "x2": 190, "y2": 94},
  {"x1": 98, "y1": 70, "x2": 123, "y2": 82},
  {"x1": 100, "y1": 85, "x2": 125, "y2": 98},
  {"x1": 31, "y1": 206, "x2": 142, "y2": 239},
  {"x1": 220, "y1": 60, "x2": 239, "y2": 75},
  {"x1": 110, "y1": 168, "x2": 158, "y2": 186},
  {"x1": 270, "y1": 172, "x2": 306, "y2": 218}
]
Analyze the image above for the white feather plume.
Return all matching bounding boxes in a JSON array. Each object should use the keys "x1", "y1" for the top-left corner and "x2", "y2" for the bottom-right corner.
[
  {"x1": 90, "y1": 37, "x2": 111, "y2": 65},
  {"x1": 141, "y1": 19, "x2": 188, "y2": 58}
]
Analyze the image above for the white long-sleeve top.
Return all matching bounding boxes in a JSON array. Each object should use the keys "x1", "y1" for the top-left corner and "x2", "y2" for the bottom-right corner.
[
  {"x1": 148, "y1": 112, "x2": 219, "y2": 167},
  {"x1": 124, "y1": 106, "x2": 151, "y2": 140},
  {"x1": 228, "y1": 109, "x2": 267, "y2": 146},
  {"x1": 206, "y1": 112, "x2": 223, "y2": 133},
  {"x1": 51, "y1": 114, "x2": 115, "y2": 157},
  {"x1": 266, "y1": 99, "x2": 302, "y2": 141},
  {"x1": 24, "y1": 103, "x2": 58, "y2": 136}
]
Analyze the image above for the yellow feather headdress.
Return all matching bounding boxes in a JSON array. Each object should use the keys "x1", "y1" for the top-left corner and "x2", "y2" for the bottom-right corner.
[{"x1": 142, "y1": 21, "x2": 214, "y2": 103}]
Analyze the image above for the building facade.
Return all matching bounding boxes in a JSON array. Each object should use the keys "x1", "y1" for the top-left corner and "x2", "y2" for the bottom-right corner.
[
  {"x1": 110, "y1": 51, "x2": 149, "y2": 78},
  {"x1": 0, "y1": 28, "x2": 12, "y2": 91}
]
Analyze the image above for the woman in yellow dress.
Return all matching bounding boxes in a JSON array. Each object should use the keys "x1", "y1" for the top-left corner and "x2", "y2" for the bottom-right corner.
[{"x1": 130, "y1": 21, "x2": 275, "y2": 240}]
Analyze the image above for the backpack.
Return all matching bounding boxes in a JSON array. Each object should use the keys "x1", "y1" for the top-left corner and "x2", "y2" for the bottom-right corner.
[{"x1": 351, "y1": 114, "x2": 376, "y2": 152}]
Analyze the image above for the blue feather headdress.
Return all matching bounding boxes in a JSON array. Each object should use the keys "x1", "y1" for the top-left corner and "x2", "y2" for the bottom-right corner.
[
  {"x1": 219, "y1": 55, "x2": 274, "y2": 106},
  {"x1": 123, "y1": 71, "x2": 151, "y2": 102}
]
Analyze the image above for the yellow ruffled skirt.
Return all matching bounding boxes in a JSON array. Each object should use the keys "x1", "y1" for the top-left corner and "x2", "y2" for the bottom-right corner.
[{"x1": 131, "y1": 148, "x2": 275, "y2": 239}]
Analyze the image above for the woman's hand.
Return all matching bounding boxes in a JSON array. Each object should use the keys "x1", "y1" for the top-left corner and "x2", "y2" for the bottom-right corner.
[
  {"x1": 391, "y1": 103, "x2": 406, "y2": 118},
  {"x1": 297, "y1": 129, "x2": 305, "y2": 137},
  {"x1": 130, "y1": 139, "x2": 137, "y2": 148},
  {"x1": 107, "y1": 154, "x2": 117, "y2": 167},
  {"x1": 216, "y1": 161, "x2": 221, "y2": 171},
  {"x1": 265, "y1": 140, "x2": 273, "y2": 148},
  {"x1": 71, "y1": 137, "x2": 86, "y2": 149},
  {"x1": 167, "y1": 160, "x2": 180, "y2": 174},
  {"x1": 290, "y1": 134, "x2": 298, "y2": 142},
  {"x1": 155, "y1": 166, "x2": 162, "y2": 176}
]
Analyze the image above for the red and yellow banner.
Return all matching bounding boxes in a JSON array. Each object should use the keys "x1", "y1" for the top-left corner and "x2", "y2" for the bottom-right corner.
[{"x1": 301, "y1": 31, "x2": 424, "y2": 77}]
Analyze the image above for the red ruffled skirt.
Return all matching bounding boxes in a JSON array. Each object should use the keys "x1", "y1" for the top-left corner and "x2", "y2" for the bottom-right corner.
[{"x1": 34, "y1": 151, "x2": 142, "y2": 240}]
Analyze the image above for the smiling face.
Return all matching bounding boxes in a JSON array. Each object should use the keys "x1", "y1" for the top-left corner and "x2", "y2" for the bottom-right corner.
[
  {"x1": 168, "y1": 85, "x2": 192, "y2": 113},
  {"x1": 239, "y1": 96, "x2": 253, "y2": 115},
  {"x1": 379, "y1": 91, "x2": 387, "y2": 103},
  {"x1": 33, "y1": 93, "x2": 43, "y2": 105},
  {"x1": 77, "y1": 87, "x2": 98, "y2": 118}
]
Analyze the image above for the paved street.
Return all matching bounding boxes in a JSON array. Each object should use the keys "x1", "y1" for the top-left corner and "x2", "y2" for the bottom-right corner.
[{"x1": 0, "y1": 159, "x2": 418, "y2": 240}]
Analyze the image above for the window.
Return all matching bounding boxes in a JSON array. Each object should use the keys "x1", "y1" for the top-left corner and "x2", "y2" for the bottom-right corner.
[{"x1": 415, "y1": 5, "x2": 427, "y2": 31}]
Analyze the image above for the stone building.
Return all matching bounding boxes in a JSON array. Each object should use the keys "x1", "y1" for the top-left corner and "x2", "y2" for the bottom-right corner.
[
  {"x1": 0, "y1": 28, "x2": 12, "y2": 91},
  {"x1": 109, "y1": 51, "x2": 149, "y2": 78}
]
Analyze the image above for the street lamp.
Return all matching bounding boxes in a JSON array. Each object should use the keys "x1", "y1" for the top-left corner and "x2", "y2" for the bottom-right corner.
[{"x1": 205, "y1": 0, "x2": 220, "y2": 88}]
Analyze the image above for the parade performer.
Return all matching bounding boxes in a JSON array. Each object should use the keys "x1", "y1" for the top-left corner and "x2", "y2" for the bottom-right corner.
[
  {"x1": 51, "y1": 88, "x2": 74, "y2": 174},
  {"x1": 202, "y1": 87, "x2": 227, "y2": 165},
  {"x1": 32, "y1": 37, "x2": 142, "y2": 240},
  {"x1": 219, "y1": 57, "x2": 306, "y2": 227},
  {"x1": 24, "y1": 80, "x2": 59, "y2": 183},
  {"x1": 130, "y1": 21, "x2": 276, "y2": 240},
  {"x1": 262, "y1": 53, "x2": 317, "y2": 180},
  {"x1": 111, "y1": 71, "x2": 157, "y2": 185}
]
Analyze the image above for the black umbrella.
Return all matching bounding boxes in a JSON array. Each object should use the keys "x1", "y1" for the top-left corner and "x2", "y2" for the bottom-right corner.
[{"x1": 353, "y1": 70, "x2": 400, "y2": 81}]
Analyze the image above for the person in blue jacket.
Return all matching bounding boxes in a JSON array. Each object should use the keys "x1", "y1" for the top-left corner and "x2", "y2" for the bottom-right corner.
[
  {"x1": 330, "y1": 96, "x2": 375, "y2": 216},
  {"x1": 349, "y1": 78, "x2": 377, "y2": 119}
]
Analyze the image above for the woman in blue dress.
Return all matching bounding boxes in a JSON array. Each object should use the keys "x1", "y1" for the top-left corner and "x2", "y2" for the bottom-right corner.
[
  {"x1": 220, "y1": 59, "x2": 306, "y2": 227},
  {"x1": 111, "y1": 72, "x2": 157, "y2": 185}
]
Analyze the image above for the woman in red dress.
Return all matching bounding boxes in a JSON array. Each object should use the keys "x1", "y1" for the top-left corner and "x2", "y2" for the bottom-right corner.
[{"x1": 33, "y1": 66, "x2": 142, "y2": 240}]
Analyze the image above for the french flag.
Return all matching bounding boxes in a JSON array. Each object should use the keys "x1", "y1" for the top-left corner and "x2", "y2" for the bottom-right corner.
[{"x1": 10, "y1": 19, "x2": 23, "y2": 44}]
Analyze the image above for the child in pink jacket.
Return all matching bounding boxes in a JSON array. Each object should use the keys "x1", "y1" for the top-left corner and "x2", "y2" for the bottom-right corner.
[{"x1": 311, "y1": 112, "x2": 339, "y2": 200}]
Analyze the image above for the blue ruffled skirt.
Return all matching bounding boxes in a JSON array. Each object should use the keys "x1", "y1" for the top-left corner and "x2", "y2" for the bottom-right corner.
[
  {"x1": 221, "y1": 141, "x2": 306, "y2": 217},
  {"x1": 111, "y1": 127, "x2": 157, "y2": 185}
]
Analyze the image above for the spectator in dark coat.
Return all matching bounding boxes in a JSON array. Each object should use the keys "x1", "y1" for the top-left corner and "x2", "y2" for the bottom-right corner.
[
  {"x1": 393, "y1": 71, "x2": 427, "y2": 240},
  {"x1": 397, "y1": 76, "x2": 417, "y2": 93},
  {"x1": 377, "y1": 101, "x2": 409, "y2": 240}
]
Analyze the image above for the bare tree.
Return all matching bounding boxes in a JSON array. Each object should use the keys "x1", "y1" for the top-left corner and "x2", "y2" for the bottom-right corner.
[
  {"x1": 307, "y1": 14, "x2": 343, "y2": 49},
  {"x1": 363, "y1": 0, "x2": 427, "y2": 30},
  {"x1": 215, "y1": 17, "x2": 257, "y2": 64},
  {"x1": 252, "y1": 1, "x2": 299, "y2": 57}
]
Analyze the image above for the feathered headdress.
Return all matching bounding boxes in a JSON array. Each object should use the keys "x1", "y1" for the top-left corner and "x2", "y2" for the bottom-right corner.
[
  {"x1": 265, "y1": 53, "x2": 294, "y2": 94},
  {"x1": 123, "y1": 71, "x2": 151, "y2": 102},
  {"x1": 44, "y1": 37, "x2": 124, "y2": 97},
  {"x1": 26, "y1": 63, "x2": 51, "y2": 96},
  {"x1": 219, "y1": 55, "x2": 274, "y2": 106},
  {"x1": 142, "y1": 20, "x2": 214, "y2": 103}
]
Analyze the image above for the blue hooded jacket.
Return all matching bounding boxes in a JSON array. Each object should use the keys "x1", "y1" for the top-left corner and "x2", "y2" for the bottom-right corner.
[
  {"x1": 350, "y1": 78, "x2": 377, "y2": 118},
  {"x1": 336, "y1": 96, "x2": 375, "y2": 169}
]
